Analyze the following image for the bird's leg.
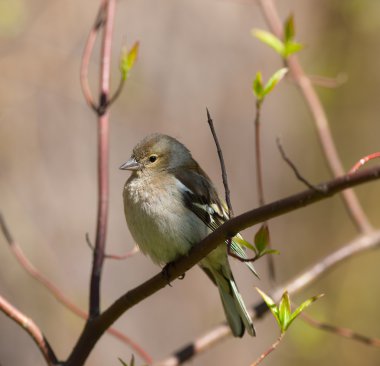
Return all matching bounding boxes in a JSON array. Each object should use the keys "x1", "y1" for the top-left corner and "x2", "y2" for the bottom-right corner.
[{"x1": 162, "y1": 262, "x2": 186, "y2": 286}]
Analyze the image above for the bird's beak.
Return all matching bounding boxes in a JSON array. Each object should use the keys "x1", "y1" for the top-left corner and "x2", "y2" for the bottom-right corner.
[{"x1": 119, "y1": 157, "x2": 141, "y2": 171}]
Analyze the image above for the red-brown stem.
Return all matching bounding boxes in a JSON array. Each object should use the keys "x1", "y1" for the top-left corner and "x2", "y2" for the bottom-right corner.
[
  {"x1": 257, "y1": 0, "x2": 373, "y2": 234},
  {"x1": 350, "y1": 152, "x2": 380, "y2": 173},
  {"x1": 250, "y1": 333, "x2": 284, "y2": 366},
  {"x1": 80, "y1": 4, "x2": 106, "y2": 112},
  {"x1": 0, "y1": 295, "x2": 58, "y2": 365},
  {"x1": 89, "y1": 0, "x2": 115, "y2": 318},
  {"x1": 0, "y1": 213, "x2": 151, "y2": 363}
]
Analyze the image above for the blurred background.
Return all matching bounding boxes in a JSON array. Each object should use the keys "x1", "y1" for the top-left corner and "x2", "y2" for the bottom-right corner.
[{"x1": 0, "y1": 0, "x2": 380, "y2": 365}]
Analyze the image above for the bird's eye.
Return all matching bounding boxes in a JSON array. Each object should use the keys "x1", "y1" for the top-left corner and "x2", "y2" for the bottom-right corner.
[{"x1": 149, "y1": 155, "x2": 158, "y2": 163}]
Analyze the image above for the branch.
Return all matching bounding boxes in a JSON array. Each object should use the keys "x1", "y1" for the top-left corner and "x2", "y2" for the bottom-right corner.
[
  {"x1": 250, "y1": 333, "x2": 284, "y2": 366},
  {"x1": 80, "y1": 4, "x2": 106, "y2": 112},
  {"x1": 0, "y1": 214, "x2": 151, "y2": 363},
  {"x1": 301, "y1": 313, "x2": 380, "y2": 348},
  {"x1": 206, "y1": 108, "x2": 234, "y2": 216},
  {"x1": 89, "y1": 0, "x2": 115, "y2": 318},
  {"x1": 156, "y1": 228, "x2": 380, "y2": 365},
  {"x1": 257, "y1": 0, "x2": 373, "y2": 234},
  {"x1": 0, "y1": 295, "x2": 58, "y2": 366},
  {"x1": 66, "y1": 165, "x2": 380, "y2": 365}
]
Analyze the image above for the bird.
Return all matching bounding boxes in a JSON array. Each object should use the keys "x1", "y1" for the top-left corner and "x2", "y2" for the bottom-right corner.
[{"x1": 120, "y1": 133, "x2": 256, "y2": 337}]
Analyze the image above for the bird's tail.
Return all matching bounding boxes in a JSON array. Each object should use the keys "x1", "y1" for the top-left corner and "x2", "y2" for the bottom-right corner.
[{"x1": 213, "y1": 270, "x2": 256, "y2": 337}]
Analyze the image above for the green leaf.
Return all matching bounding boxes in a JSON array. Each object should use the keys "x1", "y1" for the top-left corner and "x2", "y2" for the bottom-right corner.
[
  {"x1": 120, "y1": 41, "x2": 140, "y2": 81},
  {"x1": 254, "y1": 223, "x2": 270, "y2": 254},
  {"x1": 263, "y1": 68, "x2": 288, "y2": 97},
  {"x1": 118, "y1": 358, "x2": 128, "y2": 366},
  {"x1": 284, "y1": 14, "x2": 295, "y2": 43},
  {"x1": 256, "y1": 288, "x2": 280, "y2": 324},
  {"x1": 261, "y1": 249, "x2": 280, "y2": 256},
  {"x1": 252, "y1": 29, "x2": 285, "y2": 56},
  {"x1": 284, "y1": 41, "x2": 304, "y2": 57},
  {"x1": 288, "y1": 294, "x2": 324, "y2": 329},
  {"x1": 252, "y1": 71, "x2": 264, "y2": 100},
  {"x1": 233, "y1": 236, "x2": 256, "y2": 252},
  {"x1": 278, "y1": 291, "x2": 291, "y2": 332}
]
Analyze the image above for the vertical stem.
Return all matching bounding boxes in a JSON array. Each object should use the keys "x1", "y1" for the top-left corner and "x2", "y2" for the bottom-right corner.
[
  {"x1": 89, "y1": 0, "x2": 115, "y2": 318},
  {"x1": 254, "y1": 100, "x2": 265, "y2": 207},
  {"x1": 257, "y1": 0, "x2": 373, "y2": 234}
]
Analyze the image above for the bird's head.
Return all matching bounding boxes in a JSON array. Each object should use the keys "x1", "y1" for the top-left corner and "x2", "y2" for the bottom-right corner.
[{"x1": 120, "y1": 133, "x2": 193, "y2": 175}]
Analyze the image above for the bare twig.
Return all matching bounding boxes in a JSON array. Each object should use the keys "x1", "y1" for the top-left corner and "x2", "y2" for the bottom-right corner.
[
  {"x1": 257, "y1": 0, "x2": 373, "y2": 234},
  {"x1": 86, "y1": 233, "x2": 139, "y2": 260},
  {"x1": 0, "y1": 295, "x2": 58, "y2": 366},
  {"x1": 349, "y1": 152, "x2": 380, "y2": 173},
  {"x1": 254, "y1": 99, "x2": 276, "y2": 279},
  {"x1": 254, "y1": 100, "x2": 265, "y2": 207},
  {"x1": 89, "y1": 0, "x2": 115, "y2": 318},
  {"x1": 250, "y1": 333, "x2": 284, "y2": 366},
  {"x1": 206, "y1": 108, "x2": 234, "y2": 216},
  {"x1": 276, "y1": 137, "x2": 324, "y2": 192},
  {"x1": 0, "y1": 214, "x2": 151, "y2": 363},
  {"x1": 308, "y1": 73, "x2": 347, "y2": 89},
  {"x1": 66, "y1": 165, "x2": 380, "y2": 365},
  {"x1": 80, "y1": 4, "x2": 106, "y2": 112},
  {"x1": 155, "y1": 228, "x2": 380, "y2": 365},
  {"x1": 301, "y1": 312, "x2": 380, "y2": 348}
]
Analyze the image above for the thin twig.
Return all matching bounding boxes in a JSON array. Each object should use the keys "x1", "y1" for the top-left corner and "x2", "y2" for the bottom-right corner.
[
  {"x1": 155, "y1": 228, "x2": 380, "y2": 365},
  {"x1": 276, "y1": 137, "x2": 325, "y2": 192},
  {"x1": 257, "y1": 0, "x2": 373, "y2": 234},
  {"x1": 301, "y1": 312, "x2": 380, "y2": 348},
  {"x1": 86, "y1": 233, "x2": 139, "y2": 260},
  {"x1": 0, "y1": 295, "x2": 58, "y2": 366},
  {"x1": 0, "y1": 214, "x2": 151, "y2": 363},
  {"x1": 80, "y1": 4, "x2": 106, "y2": 112},
  {"x1": 108, "y1": 77, "x2": 126, "y2": 107},
  {"x1": 206, "y1": 108, "x2": 234, "y2": 216},
  {"x1": 308, "y1": 73, "x2": 347, "y2": 89},
  {"x1": 254, "y1": 100, "x2": 265, "y2": 207},
  {"x1": 250, "y1": 333, "x2": 285, "y2": 366},
  {"x1": 66, "y1": 165, "x2": 380, "y2": 365},
  {"x1": 254, "y1": 99, "x2": 276, "y2": 279},
  {"x1": 349, "y1": 152, "x2": 380, "y2": 173},
  {"x1": 89, "y1": 0, "x2": 115, "y2": 318}
]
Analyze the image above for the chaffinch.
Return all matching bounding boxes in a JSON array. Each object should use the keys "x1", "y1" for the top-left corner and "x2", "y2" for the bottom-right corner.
[{"x1": 120, "y1": 133, "x2": 256, "y2": 337}]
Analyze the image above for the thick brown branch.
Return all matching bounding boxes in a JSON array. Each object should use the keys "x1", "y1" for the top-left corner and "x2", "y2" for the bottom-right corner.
[
  {"x1": 0, "y1": 295, "x2": 58, "y2": 365},
  {"x1": 66, "y1": 165, "x2": 380, "y2": 365}
]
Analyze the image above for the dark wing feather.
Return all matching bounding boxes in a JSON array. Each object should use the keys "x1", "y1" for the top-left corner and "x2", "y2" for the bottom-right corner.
[{"x1": 174, "y1": 167, "x2": 258, "y2": 277}]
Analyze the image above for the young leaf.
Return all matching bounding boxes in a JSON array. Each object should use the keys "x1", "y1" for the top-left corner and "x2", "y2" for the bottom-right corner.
[
  {"x1": 233, "y1": 236, "x2": 256, "y2": 252},
  {"x1": 252, "y1": 29, "x2": 284, "y2": 56},
  {"x1": 253, "y1": 71, "x2": 264, "y2": 101},
  {"x1": 263, "y1": 68, "x2": 288, "y2": 96},
  {"x1": 254, "y1": 223, "x2": 270, "y2": 254},
  {"x1": 288, "y1": 294, "x2": 324, "y2": 329},
  {"x1": 284, "y1": 14, "x2": 295, "y2": 43},
  {"x1": 278, "y1": 291, "x2": 291, "y2": 332},
  {"x1": 256, "y1": 288, "x2": 280, "y2": 324},
  {"x1": 120, "y1": 41, "x2": 140, "y2": 81},
  {"x1": 284, "y1": 42, "x2": 304, "y2": 57}
]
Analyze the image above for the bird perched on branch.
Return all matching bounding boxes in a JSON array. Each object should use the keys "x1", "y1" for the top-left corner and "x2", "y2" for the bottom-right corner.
[{"x1": 120, "y1": 133, "x2": 257, "y2": 337}]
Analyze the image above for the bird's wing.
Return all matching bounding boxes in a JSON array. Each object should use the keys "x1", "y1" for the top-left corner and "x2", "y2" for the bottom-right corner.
[{"x1": 173, "y1": 168, "x2": 258, "y2": 277}]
